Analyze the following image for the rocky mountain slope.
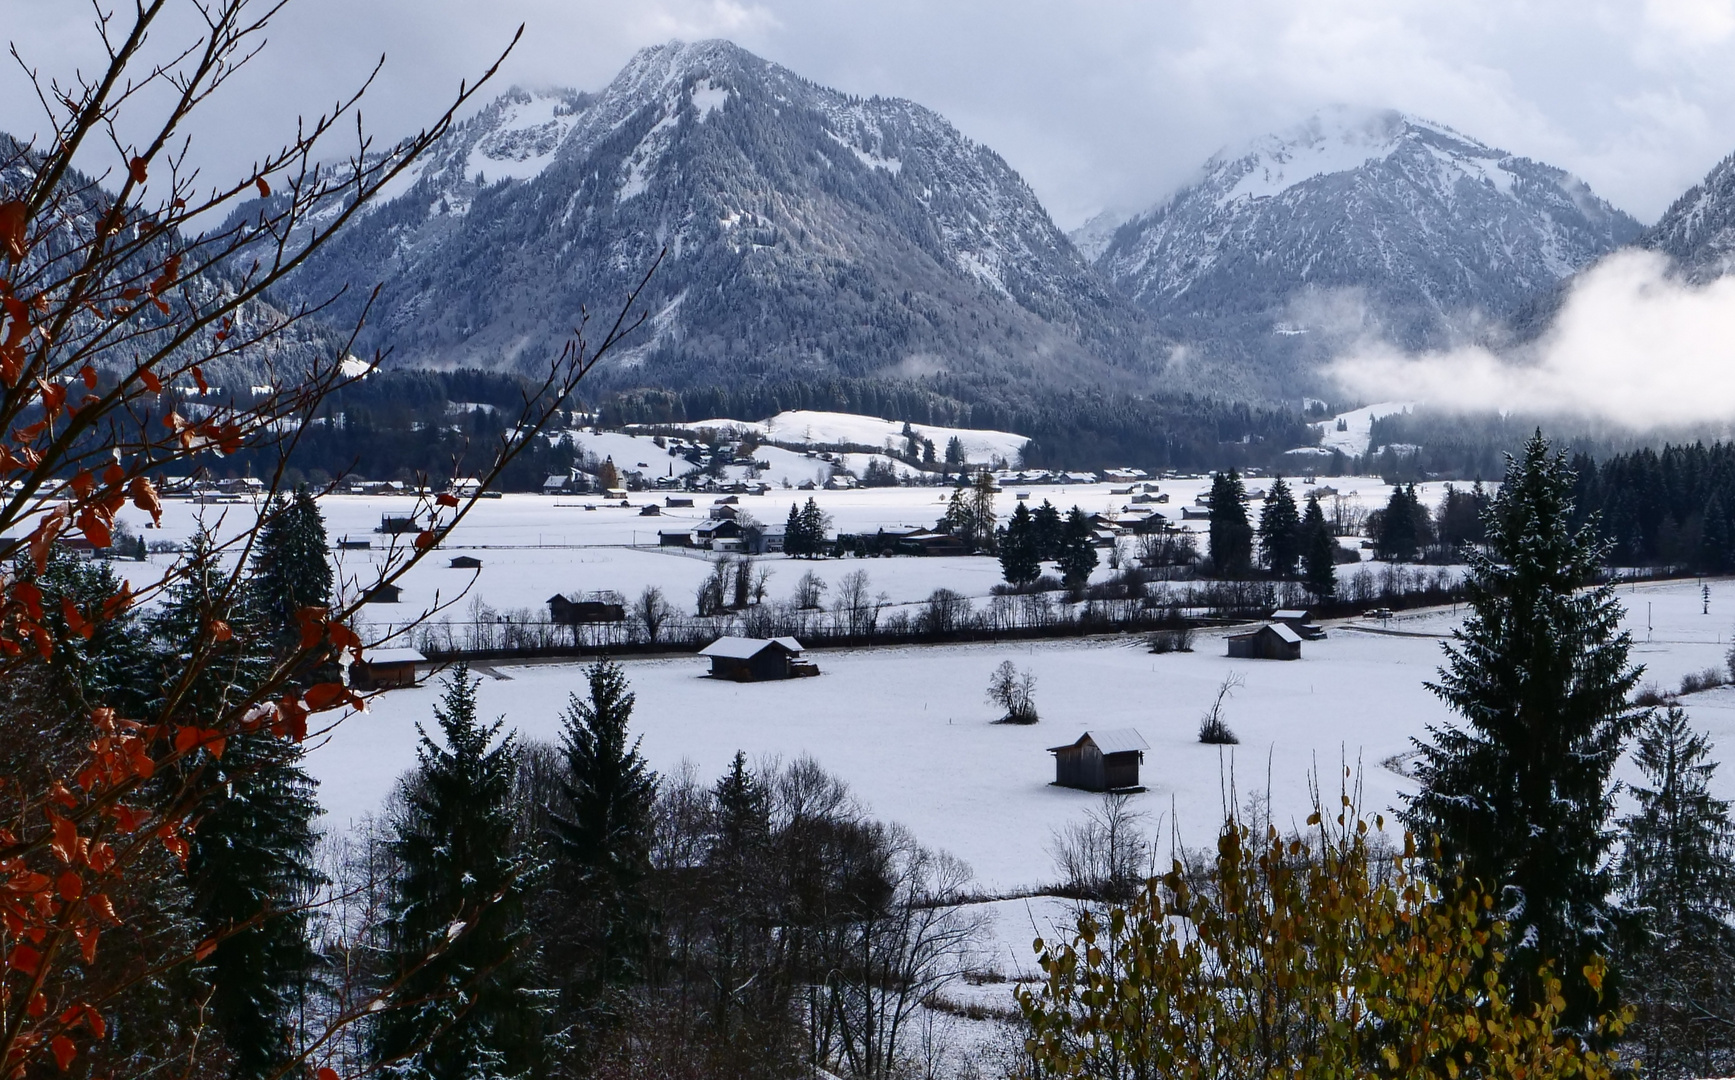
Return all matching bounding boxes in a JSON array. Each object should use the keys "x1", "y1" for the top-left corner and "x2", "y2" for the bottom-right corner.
[
  {"x1": 1095, "y1": 108, "x2": 1641, "y2": 383},
  {"x1": 265, "y1": 40, "x2": 1169, "y2": 403},
  {"x1": 1640, "y1": 150, "x2": 1735, "y2": 280}
]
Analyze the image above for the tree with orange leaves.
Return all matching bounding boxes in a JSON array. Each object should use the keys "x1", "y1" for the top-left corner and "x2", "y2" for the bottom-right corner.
[{"x1": 0, "y1": 3, "x2": 655, "y2": 1078}]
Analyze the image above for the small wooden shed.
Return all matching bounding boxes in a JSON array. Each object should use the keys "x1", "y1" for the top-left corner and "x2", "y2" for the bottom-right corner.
[
  {"x1": 1270, "y1": 609, "x2": 1326, "y2": 640},
  {"x1": 362, "y1": 582, "x2": 403, "y2": 604},
  {"x1": 698, "y1": 636, "x2": 819, "y2": 681},
  {"x1": 1226, "y1": 622, "x2": 1302, "y2": 660},
  {"x1": 1048, "y1": 728, "x2": 1149, "y2": 792},
  {"x1": 449, "y1": 555, "x2": 483, "y2": 570},
  {"x1": 548, "y1": 595, "x2": 626, "y2": 626},
  {"x1": 350, "y1": 647, "x2": 424, "y2": 690}
]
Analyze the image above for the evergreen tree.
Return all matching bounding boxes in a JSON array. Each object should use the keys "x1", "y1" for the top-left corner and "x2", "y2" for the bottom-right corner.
[
  {"x1": 250, "y1": 486, "x2": 333, "y2": 652},
  {"x1": 703, "y1": 752, "x2": 774, "y2": 1044},
  {"x1": 374, "y1": 665, "x2": 546, "y2": 1080},
  {"x1": 1701, "y1": 493, "x2": 1730, "y2": 574},
  {"x1": 157, "y1": 532, "x2": 325, "y2": 1080},
  {"x1": 798, "y1": 498, "x2": 830, "y2": 557},
  {"x1": 1257, "y1": 477, "x2": 1302, "y2": 577},
  {"x1": 1058, "y1": 507, "x2": 1099, "y2": 588},
  {"x1": 1032, "y1": 499, "x2": 1063, "y2": 562},
  {"x1": 1403, "y1": 432, "x2": 1642, "y2": 1029},
  {"x1": 1301, "y1": 494, "x2": 1337, "y2": 600},
  {"x1": 969, "y1": 470, "x2": 999, "y2": 552},
  {"x1": 943, "y1": 436, "x2": 965, "y2": 475},
  {"x1": 1206, "y1": 471, "x2": 1252, "y2": 578},
  {"x1": 1373, "y1": 484, "x2": 1420, "y2": 561},
  {"x1": 550, "y1": 660, "x2": 658, "y2": 1049},
  {"x1": 999, "y1": 501, "x2": 1041, "y2": 587},
  {"x1": 1615, "y1": 706, "x2": 1735, "y2": 1073},
  {"x1": 782, "y1": 503, "x2": 807, "y2": 558}
]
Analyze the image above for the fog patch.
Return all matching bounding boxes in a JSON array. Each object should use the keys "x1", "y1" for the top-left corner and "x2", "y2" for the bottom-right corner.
[{"x1": 1327, "y1": 250, "x2": 1735, "y2": 429}]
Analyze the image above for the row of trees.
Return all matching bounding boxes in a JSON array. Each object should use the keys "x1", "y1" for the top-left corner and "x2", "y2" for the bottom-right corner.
[
  {"x1": 1206, "y1": 472, "x2": 1339, "y2": 596},
  {"x1": 998, "y1": 501, "x2": 1099, "y2": 588}
]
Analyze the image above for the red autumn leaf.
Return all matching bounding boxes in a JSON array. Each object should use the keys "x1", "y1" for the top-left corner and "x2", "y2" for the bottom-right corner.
[
  {"x1": 303, "y1": 681, "x2": 357, "y2": 712},
  {"x1": 69, "y1": 470, "x2": 95, "y2": 497},
  {"x1": 51, "y1": 1034, "x2": 75, "y2": 1071},
  {"x1": 88, "y1": 893, "x2": 118, "y2": 924},
  {"x1": 194, "y1": 938, "x2": 217, "y2": 961},
  {"x1": 129, "y1": 475, "x2": 162, "y2": 524},
  {"x1": 173, "y1": 726, "x2": 201, "y2": 754},
  {"x1": 83, "y1": 1006, "x2": 106, "y2": 1039},
  {"x1": 50, "y1": 781, "x2": 78, "y2": 808},
  {"x1": 39, "y1": 380, "x2": 66, "y2": 416},
  {"x1": 151, "y1": 296, "x2": 169, "y2": 316},
  {"x1": 296, "y1": 607, "x2": 326, "y2": 649},
  {"x1": 56, "y1": 870, "x2": 82, "y2": 900},
  {"x1": 207, "y1": 735, "x2": 226, "y2": 759},
  {"x1": 74, "y1": 925, "x2": 100, "y2": 964},
  {"x1": 27, "y1": 993, "x2": 46, "y2": 1018},
  {"x1": 48, "y1": 812, "x2": 80, "y2": 864},
  {"x1": 140, "y1": 368, "x2": 162, "y2": 394},
  {"x1": 62, "y1": 598, "x2": 92, "y2": 640},
  {"x1": 255, "y1": 176, "x2": 271, "y2": 198},
  {"x1": 14, "y1": 580, "x2": 45, "y2": 619},
  {"x1": 210, "y1": 619, "x2": 232, "y2": 642},
  {"x1": 316, "y1": 1069, "x2": 339, "y2": 1080},
  {"x1": 8, "y1": 944, "x2": 41, "y2": 974},
  {"x1": 129, "y1": 156, "x2": 149, "y2": 183},
  {"x1": 436, "y1": 492, "x2": 460, "y2": 507},
  {"x1": 101, "y1": 581, "x2": 134, "y2": 620},
  {"x1": 0, "y1": 201, "x2": 27, "y2": 262},
  {"x1": 78, "y1": 509, "x2": 112, "y2": 549},
  {"x1": 80, "y1": 366, "x2": 97, "y2": 389},
  {"x1": 414, "y1": 530, "x2": 437, "y2": 550},
  {"x1": 191, "y1": 365, "x2": 207, "y2": 394}
]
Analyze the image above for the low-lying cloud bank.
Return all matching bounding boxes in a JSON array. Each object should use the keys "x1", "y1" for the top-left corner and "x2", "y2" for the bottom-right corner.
[{"x1": 1327, "y1": 250, "x2": 1735, "y2": 430}]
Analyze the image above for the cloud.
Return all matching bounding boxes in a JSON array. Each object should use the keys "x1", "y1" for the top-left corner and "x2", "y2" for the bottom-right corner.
[
  {"x1": 8, "y1": 0, "x2": 1735, "y2": 229},
  {"x1": 1326, "y1": 249, "x2": 1735, "y2": 429}
]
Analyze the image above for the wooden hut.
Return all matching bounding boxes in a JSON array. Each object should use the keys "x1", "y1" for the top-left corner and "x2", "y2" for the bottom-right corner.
[
  {"x1": 1270, "y1": 609, "x2": 1326, "y2": 640},
  {"x1": 349, "y1": 647, "x2": 424, "y2": 690},
  {"x1": 1048, "y1": 728, "x2": 1149, "y2": 792},
  {"x1": 547, "y1": 595, "x2": 626, "y2": 626},
  {"x1": 362, "y1": 582, "x2": 403, "y2": 604},
  {"x1": 1226, "y1": 622, "x2": 1302, "y2": 660},
  {"x1": 448, "y1": 555, "x2": 483, "y2": 570},
  {"x1": 698, "y1": 637, "x2": 819, "y2": 681}
]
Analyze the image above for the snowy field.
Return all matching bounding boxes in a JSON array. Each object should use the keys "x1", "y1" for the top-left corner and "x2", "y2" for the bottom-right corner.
[
  {"x1": 301, "y1": 577, "x2": 1735, "y2": 900},
  {"x1": 120, "y1": 474, "x2": 1457, "y2": 625}
]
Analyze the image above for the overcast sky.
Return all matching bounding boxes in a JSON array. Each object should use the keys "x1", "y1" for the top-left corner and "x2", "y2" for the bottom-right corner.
[{"x1": 10, "y1": 0, "x2": 1735, "y2": 229}]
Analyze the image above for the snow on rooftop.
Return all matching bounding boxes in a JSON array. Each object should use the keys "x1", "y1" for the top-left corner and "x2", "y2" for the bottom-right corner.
[
  {"x1": 1086, "y1": 728, "x2": 1149, "y2": 755},
  {"x1": 698, "y1": 636, "x2": 803, "y2": 659}
]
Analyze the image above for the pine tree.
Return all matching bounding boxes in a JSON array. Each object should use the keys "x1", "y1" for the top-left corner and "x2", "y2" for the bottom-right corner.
[
  {"x1": 550, "y1": 660, "x2": 658, "y2": 1048},
  {"x1": 943, "y1": 436, "x2": 965, "y2": 475},
  {"x1": 783, "y1": 502, "x2": 807, "y2": 558},
  {"x1": 799, "y1": 498, "x2": 830, "y2": 558},
  {"x1": 1301, "y1": 494, "x2": 1337, "y2": 600},
  {"x1": 1615, "y1": 705, "x2": 1735, "y2": 1072},
  {"x1": 969, "y1": 470, "x2": 999, "y2": 552},
  {"x1": 1403, "y1": 432, "x2": 1642, "y2": 1029},
  {"x1": 1206, "y1": 471, "x2": 1252, "y2": 578},
  {"x1": 373, "y1": 665, "x2": 546, "y2": 1080},
  {"x1": 251, "y1": 486, "x2": 333, "y2": 651},
  {"x1": 1058, "y1": 507, "x2": 1099, "y2": 588},
  {"x1": 999, "y1": 502, "x2": 1041, "y2": 587},
  {"x1": 1701, "y1": 492, "x2": 1729, "y2": 573},
  {"x1": 704, "y1": 752, "x2": 773, "y2": 1042},
  {"x1": 1373, "y1": 484, "x2": 1420, "y2": 561},
  {"x1": 1257, "y1": 477, "x2": 1303, "y2": 577},
  {"x1": 158, "y1": 532, "x2": 325, "y2": 1080},
  {"x1": 1032, "y1": 499, "x2": 1063, "y2": 561}
]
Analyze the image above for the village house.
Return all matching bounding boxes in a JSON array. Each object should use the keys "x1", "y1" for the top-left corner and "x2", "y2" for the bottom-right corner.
[
  {"x1": 1270, "y1": 609, "x2": 1327, "y2": 640},
  {"x1": 1048, "y1": 728, "x2": 1149, "y2": 792},
  {"x1": 698, "y1": 636, "x2": 820, "y2": 681},
  {"x1": 349, "y1": 647, "x2": 425, "y2": 690},
  {"x1": 1226, "y1": 622, "x2": 1303, "y2": 660},
  {"x1": 547, "y1": 594, "x2": 627, "y2": 626}
]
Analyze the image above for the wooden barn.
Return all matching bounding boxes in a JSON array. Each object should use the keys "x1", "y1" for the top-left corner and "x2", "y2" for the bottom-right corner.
[
  {"x1": 698, "y1": 636, "x2": 819, "y2": 681},
  {"x1": 448, "y1": 555, "x2": 483, "y2": 570},
  {"x1": 349, "y1": 647, "x2": 424, "y2": 690},
  {"x1": 1226, "y1": 622, "x2": 1303, "y2": 660},
  {"x1": 362, "y1": 582, "x2": 402, "y2": 604},
  {"x1": 1270, "y1": 609, "x2": 1327, "y2": 640},
  {"x1": 1048, "y1": 728, "x2": 1149, "y2": 792},
  {"x1": 547, "y1": 594, "x2": 626, "y2": 626}
]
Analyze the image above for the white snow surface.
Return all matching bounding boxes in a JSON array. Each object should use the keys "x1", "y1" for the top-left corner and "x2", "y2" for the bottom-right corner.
[
  {"x1": 673, "y1": 410, "x2": 1029, "y2": 464},
  {"x1": 1316, "y1": 402, "x2": 1413, "y2": 458}
]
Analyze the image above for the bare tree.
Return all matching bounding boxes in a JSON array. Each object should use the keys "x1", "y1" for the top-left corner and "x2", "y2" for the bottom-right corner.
[
  {"x1": 1049, "y1": 791, "x2": 1153, "y2": 904},
  {"x1": 1198, "y1": 671, "x2": 1245, "y2": 744},
  {"x1": 832, "y1": 568, "x2": 885, "y2": 637},
  {"x1": 633, "y1": 585, "x2": 673, "y2": 645},
  {"x1": 793, "y1": 569, "x2": 827, "y2": 610},
  {"x1": 986, "y1": 660, "x2": 1038, "y2": 724}
]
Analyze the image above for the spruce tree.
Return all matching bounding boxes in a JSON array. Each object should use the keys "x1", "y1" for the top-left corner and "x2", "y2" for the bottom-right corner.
[
  {"x1": 999, "y1": 502, "x2": 1041, "y2": 587},
  {"x1": 550, "y1": 660, "x2": 658, "y2": 1048},
  {"x1": 1032, "y1": 499, "x2": 1063, "y2": 561},
  {"x1": 1257, "y1": 477, "x2": 1302, "y2": 577},
  {"x1": 1615, "y1": 705, "x2": 1735, "y2": 1072},
  {"x1": 799, "y1": 498, "x2": 829, "y2": 557},
  {"x1": 1403, "y1": 432, "x2": 1642, "y2": 1029},
  {"x1": 1206, "y1": 471, "x2": 1252, "y2": 578},
  {"x1": 1373, "y1": 484, "x2": 1420, "y2": 561},
  {"x1": 159, "y1": 532, "x2": 325, "y2": 1080},
  {"x1": 1301, "y1": 494, "x2": 1337, "y2": 600},
  {"x1": 969, "y1": 470, "x2": 999, "y2": 551},
  {"x1": 1058, "y1": 507, "x2": 1099, "y2": 588},
  {"x1": 782, "y1": 503, "x2": 807, "y2": 558},
  {"x1": 704, "y1": 752, "x2": 774, "y2": 1043},
  {"x1": 251, "y1": 485, "x2": 333, "y2": 654},
  {"x1": 374, "y1": 665, "x2": 546, "y2": 1080}
]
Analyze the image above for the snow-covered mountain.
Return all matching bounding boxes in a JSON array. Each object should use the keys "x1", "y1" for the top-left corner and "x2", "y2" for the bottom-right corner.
[
  {"x1": 1641, "y1": 150, "x2": 1735, "y2": 281},
  {"x1": 268, "y1": 41, "x2": 1163, "y2": 401},
  {"x1": 1096, "y1": 108, "x2": 1641, "y2": 376}
]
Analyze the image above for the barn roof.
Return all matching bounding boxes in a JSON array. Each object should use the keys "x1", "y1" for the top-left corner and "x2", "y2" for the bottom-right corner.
[
  {"x1": 363, "y1": 647, "x2": 425, "y2": 665},
  {"x1": 1048, "y1": 727, "x2": 1149, "y2": 755},
  {"x1": 1229, "y1": 622, "x2": 1303, "y2": 644},
  {"x1": 1272, "y1": 609, "x2": 1311, "y2": 620},
  {"x1": 698, "y1": 636, "x2": 804, "y2": 660}
]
